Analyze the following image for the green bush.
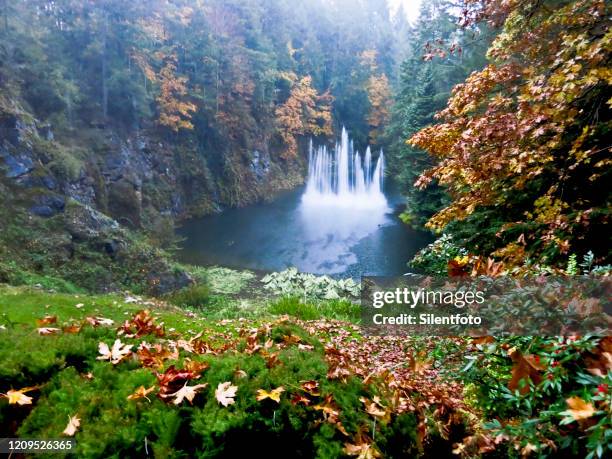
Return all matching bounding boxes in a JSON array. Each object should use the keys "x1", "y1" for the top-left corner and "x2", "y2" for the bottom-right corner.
[
  {"x1": 461, "y1": 335, "x2": 612, "y2": 458},
  {"x1": 165, "y1": 283, "x2": 211, "y2": 309},
  {"x1": 410, "y1": 234, "x2": 468, "y2": 275}
]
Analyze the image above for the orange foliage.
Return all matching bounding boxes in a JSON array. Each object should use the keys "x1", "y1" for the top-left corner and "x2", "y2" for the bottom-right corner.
[
  {"x1": 409, "y1": 0, "x2": 611, "y2": 264},
  {"x1": 275, "y1": 74, "x2": 333, "y2": 159},
  {"x1": 367, "y1": 73, "x2": 392, "y2": 144},
  {"x1": 156, "y1": 54, "x2": 197, "y2": 132}
]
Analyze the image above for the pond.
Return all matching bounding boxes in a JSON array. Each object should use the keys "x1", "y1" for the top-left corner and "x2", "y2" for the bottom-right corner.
[{"x1": 176, "y1": 183, "x2": 432, "y2": 278}]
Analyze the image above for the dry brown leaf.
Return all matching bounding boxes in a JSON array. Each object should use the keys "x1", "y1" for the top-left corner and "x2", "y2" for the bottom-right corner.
[
  {"x1": 508, "y1": 350, "x2": 542, "y2": 394},
  {"x1": 300, "y1": 380, "x2": 320, "y2": 396},
  {"x1": 36, "y1": 315, "x2": 57, "y2": 327},
  {"x1": 62, "y1": 324, "x2": 82, "y2": 334},
  {"x1": 127, "y1": 385, "x2": 155, "y2": 402}
]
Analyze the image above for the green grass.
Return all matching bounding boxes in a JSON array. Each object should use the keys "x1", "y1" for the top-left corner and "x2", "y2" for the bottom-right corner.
[
  {"x1": 0, "y1": 285, "x2": 425, "y2": 458},
  {"x1": 268, "y1": 296, "x2": 360, "y2": 322},
  {"x1": 0, "y1": 285, "x2": 212, "y2": 336}
]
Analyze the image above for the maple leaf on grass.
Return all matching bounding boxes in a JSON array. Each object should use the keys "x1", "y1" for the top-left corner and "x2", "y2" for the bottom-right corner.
[
  {"x1": 127, "y1": 385, "x2": 156, "y2": 402},
  {"x1": 62, "y1": 324, "x2": 82, "y2": 334},
  {"x1": 37, "y1": 327, "x2": 61, "y2": 335},
  {"x1": 168, "y1": 382, "x2": 208, "y2": 405},
  {"x1": 97, "y1": 339, "x2": 133, "y2": 365},
  {"x1": 256, "y1": 386, "x2": 285, "y2": 403},
  {"x1": 36, "y1": 315, "x2": 57, "y2": 326},
  {"x1": 215, "y1": 382, "x2": 238, "y2": 407},
  {"x1": 137, "y1": 343, "x2": 178, "y2": 369},
  {"x1": 360, "y1": 396, "x2": 387, "y2": 419},
  {"x1": 119, "y1": 309, "x2": 165, "y2": 338},
  {"x1": 156, "y1": 365, "x2": 201, "y2": 400},
  {"x1": 300, "y1": 380, "x2": 320, "y2": 396},
  {"x1": 85, "y1": 316, "x2": 114, "y2": 327},
  {"x1": 62, "y1": 415, "x2": 80, "y2": 436},
  {"x1": 344, "y1": 430, "x2": 381, "y2": 459},
  {"x1": 291, "y1": 394, "x2": 311, "y2": 406},
  {"x1": 1, "y1": 387, "x2": 38, "y2": 405}
]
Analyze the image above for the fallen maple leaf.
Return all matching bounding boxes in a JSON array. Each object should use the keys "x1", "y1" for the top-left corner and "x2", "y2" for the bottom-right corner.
[
  {"x1": 62, "y1": 415, "x2": 80, "y2": 436},
  {"x1": 97, "y1": 339, "x2": 133, "y2": 365},
  {"x1": 127, "y1": 385, "x2": 155, "y2": 402},
  {"x1": 263, "y1": 351, "x2": 281, "y2": 369},
  {"x1": 508, "y1": 350, "x2": 543, "y2": 394},
  {"x1": 300, "y1": 380, "x2": 320, "y2": 396},
  {"x1": 36, "y1": 315, "x2": 57, "y2": 326},
  {"x1": 256, "y1": 386, "x2": 285, "y2": 403},
  {"x1": 234, "y1": 369, "x2": 248, "y2": 379},
  {"x1": 1, "y1": 387, "x2": 38, "y2": 405},
  {"x1": 37, "y1": 327, "x2": 61, "y2": 335},
  {"x1": 291, "y1": 394, "x2": 311, "y2": 406},
  {"x1": 564, "y1": 396, "x2": 596, "y2": 421},
  {"x1": 215, "y1": 382, "x2": 238, "y2": 407},
  {"x1": 137, "y1": 344, "x2": 177, "y2": 369},
  {"x1": 62, "y1": 324, "x2": 82, "y2": 334},
  {"x1": 360, "y1": 396, "x2": 387, "y2": 419},
  {"x1": 182, "y1": 359, "x2": 209, "y2": 375},
  {"x1": 168, "y1": 382, "x2": 208, "y2": 405},
  {"x1": 85, "y1": 316, "x2": 114, "y2": 327},
  {"x1": 156, "y1": 365, "x2": 200, "y2": 400},
  {"x1": 344, "y1": 440, "x2": 381, "y2": 458},
  {"x1": 408, "y1": 351, "x2": 431, "y2": 374}
]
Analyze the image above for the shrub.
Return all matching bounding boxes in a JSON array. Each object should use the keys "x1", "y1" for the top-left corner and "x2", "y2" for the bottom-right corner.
[
  {"x1": 410, "y1": 234, "x2": 468, "y2": 275},
  {"x1": 165, "y1": 283, "x2": 210, "y2": 309},
  {"x1": 460, "y1": 335, "x2": 612, "y2": 458}
]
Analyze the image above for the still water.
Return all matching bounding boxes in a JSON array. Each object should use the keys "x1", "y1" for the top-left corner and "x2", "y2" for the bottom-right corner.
[{"x1": 177, "y1": 184, "x2": 432, "y2": 277}]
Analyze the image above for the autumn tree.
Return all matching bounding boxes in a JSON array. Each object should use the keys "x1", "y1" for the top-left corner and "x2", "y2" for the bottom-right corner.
[
  {"x1": 410, "y1": 0, "x2": 611, "y2": 266},
  {"x1": 275, "y1": 74, "x2": 333, "y2": 158},
  {"x1": 366, "y1": 73, "x2": 392, "y2": 144},
  {"x1": 156, "y1": 53, "x2": 197, "y2": 132}
]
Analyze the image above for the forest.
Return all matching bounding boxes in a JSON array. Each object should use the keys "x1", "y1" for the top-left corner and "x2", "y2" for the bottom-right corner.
[{"x1": 0, "y1": 0, "x2": 610, "y2": 458}]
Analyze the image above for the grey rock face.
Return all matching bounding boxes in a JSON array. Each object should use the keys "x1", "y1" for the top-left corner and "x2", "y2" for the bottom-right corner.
[
  {"x1": 250, "y1": 149, "x2": 271, "y2": 181},
  {"x1": 29, "y1": 194, "x2": 66, "y2": 217},
  {"x1": 65, "y1": 204, "x2": 120, "y2": 241},
  {"x1": 0, "y1": 148, "x2": 34, "y2": 178}
]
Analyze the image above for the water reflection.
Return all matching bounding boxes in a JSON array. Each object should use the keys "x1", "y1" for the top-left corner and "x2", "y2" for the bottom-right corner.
[{"x1": 177, "y1": 185, "x2": 432, "y2": 277}]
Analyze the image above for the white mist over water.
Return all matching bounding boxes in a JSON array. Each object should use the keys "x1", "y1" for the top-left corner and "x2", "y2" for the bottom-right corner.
[
  {"x1": 296, "y1": 128, "x2": 391, "y2": 272},
  {"x1": 302, "y1": 127, "x2": 388, "y2": 209}
]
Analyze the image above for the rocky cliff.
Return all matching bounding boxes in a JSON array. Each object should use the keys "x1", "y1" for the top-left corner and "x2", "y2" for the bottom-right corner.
[{"x1": 0, "y1": 106, "x2": 306, "y2": 294}]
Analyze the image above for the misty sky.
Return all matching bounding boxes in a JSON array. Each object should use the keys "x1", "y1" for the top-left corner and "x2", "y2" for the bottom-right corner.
[{"x1": 390, "y1": 0, "x2": 422, "y2": 22}]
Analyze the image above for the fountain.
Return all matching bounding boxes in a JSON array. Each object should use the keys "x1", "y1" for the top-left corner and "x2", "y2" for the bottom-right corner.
[{"x1": 302, "y1": 127, "x2": 388, "y2": 209}]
